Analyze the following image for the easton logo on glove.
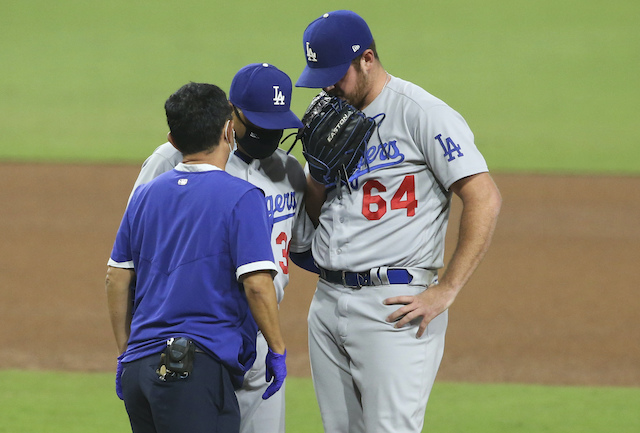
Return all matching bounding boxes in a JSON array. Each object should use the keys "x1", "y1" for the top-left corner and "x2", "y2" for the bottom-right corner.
[
  {"x1": 297, "y1": 92, "x2": 376, "y2": 188},
  {"x1": 327, "y1": 112, "x2": 351, "y2": 143}
]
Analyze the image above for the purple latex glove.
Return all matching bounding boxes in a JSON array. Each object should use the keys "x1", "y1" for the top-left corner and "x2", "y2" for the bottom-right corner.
[
  {"x1": 262, "y1": 348, "x2": 287, "y2": 399},
  {"x1": 116, "y1": 353, "x2": 124, "y2": 400}
]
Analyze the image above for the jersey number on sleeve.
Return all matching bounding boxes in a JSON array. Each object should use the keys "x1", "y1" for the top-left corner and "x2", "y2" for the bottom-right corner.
[
  {"x1": 362, "y1": 175, "x2": 417, "y2": 221},
  {"x1": 275, "y1": 232, "x2": 289, "y2": 274}
]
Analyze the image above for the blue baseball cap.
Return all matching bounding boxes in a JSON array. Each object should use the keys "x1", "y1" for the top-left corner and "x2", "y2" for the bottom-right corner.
[
  {"x1": 296, "y1": 10, "x2": 373, "y2": 89},
  {"x1": 229, "y1": 63, "x2": 303, "y2": 130}
]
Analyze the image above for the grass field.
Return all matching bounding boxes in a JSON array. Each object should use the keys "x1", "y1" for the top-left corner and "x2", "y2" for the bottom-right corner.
[
  {"x1": 2, "y1": 371, "x2": 639, "y2": 433},
  {"x1": 1, "y1": 0, "x2": 639, "y2": 173},
  {"x1": 1, "y1": 0, "x2": 638, "y2": 432}
]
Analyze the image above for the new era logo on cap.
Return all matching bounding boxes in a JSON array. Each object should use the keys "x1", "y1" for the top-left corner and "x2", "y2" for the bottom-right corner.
[{"x1": 352, "y1": 45, "x2": 360, "y2": 52}]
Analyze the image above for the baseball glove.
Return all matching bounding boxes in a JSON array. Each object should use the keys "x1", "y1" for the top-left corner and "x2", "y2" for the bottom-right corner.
[{"x1": 298, "y1": 92, "x2": 376, "y2": 188}]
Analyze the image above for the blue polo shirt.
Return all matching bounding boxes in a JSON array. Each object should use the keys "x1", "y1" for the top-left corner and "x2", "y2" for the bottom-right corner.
[{"x1": 109, "y1": 163, "x2": 277, "y2": 382}]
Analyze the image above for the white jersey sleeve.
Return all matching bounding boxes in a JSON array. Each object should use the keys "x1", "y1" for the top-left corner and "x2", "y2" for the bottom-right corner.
[
  {"x1": 291, "y1": 163, "x2": 315, "y2": 253},
  {"x1": 289, "y1": 200, "x2": 314, "y2": 254}
]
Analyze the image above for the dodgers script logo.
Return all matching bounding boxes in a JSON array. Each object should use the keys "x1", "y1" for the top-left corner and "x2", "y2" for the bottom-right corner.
[
  {"x1": 349, "y1": 140, "x2": 405, "y2": 187},
  {"x1": 265, "y1": 191, "x2": 297, "y2": 224}
]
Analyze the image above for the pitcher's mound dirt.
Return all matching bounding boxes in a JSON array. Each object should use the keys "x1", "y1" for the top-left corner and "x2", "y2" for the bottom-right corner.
[{"x1": 1, "y1": 163, "x2": 638, "y2": 387}]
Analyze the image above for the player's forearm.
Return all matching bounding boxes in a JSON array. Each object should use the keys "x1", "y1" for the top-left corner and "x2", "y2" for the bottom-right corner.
[
  {"x1": 105, "y1": 266, "x2": 134, "y2": 354},
  {"x1": 242, "y1": 272, "x2": 286, "y2": 354},
  {"x1": 440, "y1": 173, "x2": 501, "y2": 294}
]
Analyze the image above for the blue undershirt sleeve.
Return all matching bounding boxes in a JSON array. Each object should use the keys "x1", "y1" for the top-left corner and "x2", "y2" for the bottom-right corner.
[{"x1": 290, "y1": 250, "x2": 319, "y2": 274}]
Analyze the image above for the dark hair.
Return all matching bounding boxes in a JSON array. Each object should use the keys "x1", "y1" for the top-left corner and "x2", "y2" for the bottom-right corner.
[
  {"x1": 351, "y1": 40, "x2": 380, "y2": 71},
  {"x1": 164, "y1": 82, "x2": 232, "y2": 155}
]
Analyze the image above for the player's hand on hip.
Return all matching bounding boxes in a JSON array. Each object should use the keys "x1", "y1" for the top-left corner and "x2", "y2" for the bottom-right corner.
[
  {"x1": 262, "y1": 348, "x2": 287, "y2": 399},
  {"x1": 384, "y1": 284, "x2": 456, "y2": 338}
]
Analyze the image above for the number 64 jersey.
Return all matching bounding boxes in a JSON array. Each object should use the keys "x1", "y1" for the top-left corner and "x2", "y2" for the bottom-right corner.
[{"x1": 312, "y1": 75, "x2": 489, "y2": 273}]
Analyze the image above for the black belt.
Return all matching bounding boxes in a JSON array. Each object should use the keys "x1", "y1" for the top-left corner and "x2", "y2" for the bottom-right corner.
[{"x1": 319, "y1": 267, "x2": 413, "y2": 288}]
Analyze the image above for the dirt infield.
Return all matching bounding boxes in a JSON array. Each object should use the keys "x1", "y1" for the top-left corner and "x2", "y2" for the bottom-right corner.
[{"x1": 1, "y1": 162, "x2": 638, "y2": 387}]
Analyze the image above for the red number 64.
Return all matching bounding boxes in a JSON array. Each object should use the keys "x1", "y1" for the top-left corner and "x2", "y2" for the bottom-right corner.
[{"x1": 361, "y1": 175, "x2": 417, "y2": 221}]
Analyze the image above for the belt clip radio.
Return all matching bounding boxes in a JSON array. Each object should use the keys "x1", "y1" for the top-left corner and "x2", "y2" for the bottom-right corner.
[{"x1": 157, "y1": 337, "x2": 195, "y2": 381}]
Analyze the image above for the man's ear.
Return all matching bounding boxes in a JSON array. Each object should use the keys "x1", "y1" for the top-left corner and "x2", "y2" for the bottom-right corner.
[
  {"x1": 167, "y1": 132, "x2": 179, "y2": 151},
  {"x1": 221, "y1": 119, "x2": 234, "y2": 145},
  {"x1": 361, "y1": 49, "x2": 376, "y2": 70}
]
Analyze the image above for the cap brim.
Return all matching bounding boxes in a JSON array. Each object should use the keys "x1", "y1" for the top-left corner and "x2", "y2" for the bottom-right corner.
[
  {"x1": 295, "y1": 61, "x2": 351, "y2": 88},
  {"x1": 242, "y1": 109, "x2": 303, "y2": 130}
]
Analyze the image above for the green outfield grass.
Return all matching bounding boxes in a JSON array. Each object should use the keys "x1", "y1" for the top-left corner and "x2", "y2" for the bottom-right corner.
[
  {"x1": 1, "y1": 371, "x2": 638, "y2": 433},
  {"x1": 1, "y1": 0, "x2": 638, "y2": 173},
  {"x1": 2, "y1": 1, "x2": 638, "y2": 432}
]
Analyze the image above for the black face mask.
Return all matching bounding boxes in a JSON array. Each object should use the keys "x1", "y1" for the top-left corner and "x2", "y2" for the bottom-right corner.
[{"x1": 234, "y1": 107, "x2": 284, "y2": 159}]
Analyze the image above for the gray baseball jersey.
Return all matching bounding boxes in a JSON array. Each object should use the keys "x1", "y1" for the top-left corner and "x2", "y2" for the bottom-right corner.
[
  {"x1": 312, "y1": 75, "x2": 488, "y2": 272},
  {"x1": 129, "y1": 142, "x2": 313, "y2": 433},
  {"x1": 225, "y1": 148, "x2": 312, "y2": 303}
]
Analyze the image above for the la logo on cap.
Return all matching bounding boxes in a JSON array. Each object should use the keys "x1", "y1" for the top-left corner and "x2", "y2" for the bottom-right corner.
[
  {"x1": 273, "y1": 86, "x2": 285, "y2": 106},
  {"x1": 306, "y1": 42, "x2": 318, "y2": 62}
]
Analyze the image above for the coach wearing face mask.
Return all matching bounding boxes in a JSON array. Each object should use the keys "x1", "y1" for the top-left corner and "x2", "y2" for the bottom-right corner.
[{"x1": 124, "y1": 63, "x2": 316, "y2": 433}]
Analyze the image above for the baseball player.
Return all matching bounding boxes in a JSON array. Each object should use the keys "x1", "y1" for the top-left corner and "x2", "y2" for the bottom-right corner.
[
  {"x1": 296, "y1": 10, "x2": 502, "y2": 433},
  {"x1": 106, "y1": 82, "x2": 286, "y2": 433},
  {"x1": 128, "y1": 63, "x2": 315, "y2": 433}
]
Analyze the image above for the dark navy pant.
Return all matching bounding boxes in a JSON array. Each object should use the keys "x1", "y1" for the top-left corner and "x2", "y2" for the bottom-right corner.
[{"x1": 121, "y1": 352, "x2": 240, "y2": 433}]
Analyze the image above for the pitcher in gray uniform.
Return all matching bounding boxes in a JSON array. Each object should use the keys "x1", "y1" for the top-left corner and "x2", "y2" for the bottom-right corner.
[{"x1": 296, "y1": 10, "x2": 502, "y2": 433}]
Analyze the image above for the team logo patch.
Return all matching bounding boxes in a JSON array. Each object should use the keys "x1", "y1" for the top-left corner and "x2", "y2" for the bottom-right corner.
[
  {"x1": 273, "y1": 86, "x2": 285, "y2": 106},
  {"x1": 435, "y1": 134, "x2": 464, "y2": 161},
  {"x1": 306, "y1": 42, "x2": 318, "y2": 62}
]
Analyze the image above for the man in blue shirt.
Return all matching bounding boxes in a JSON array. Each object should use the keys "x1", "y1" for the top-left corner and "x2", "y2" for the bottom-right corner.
[
  {"x1": 125, "y1": 63, "x2": 316, "y2": 433},
  {"x1": 105, "y1": 82, "x2": 287, "y2": 433}
]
